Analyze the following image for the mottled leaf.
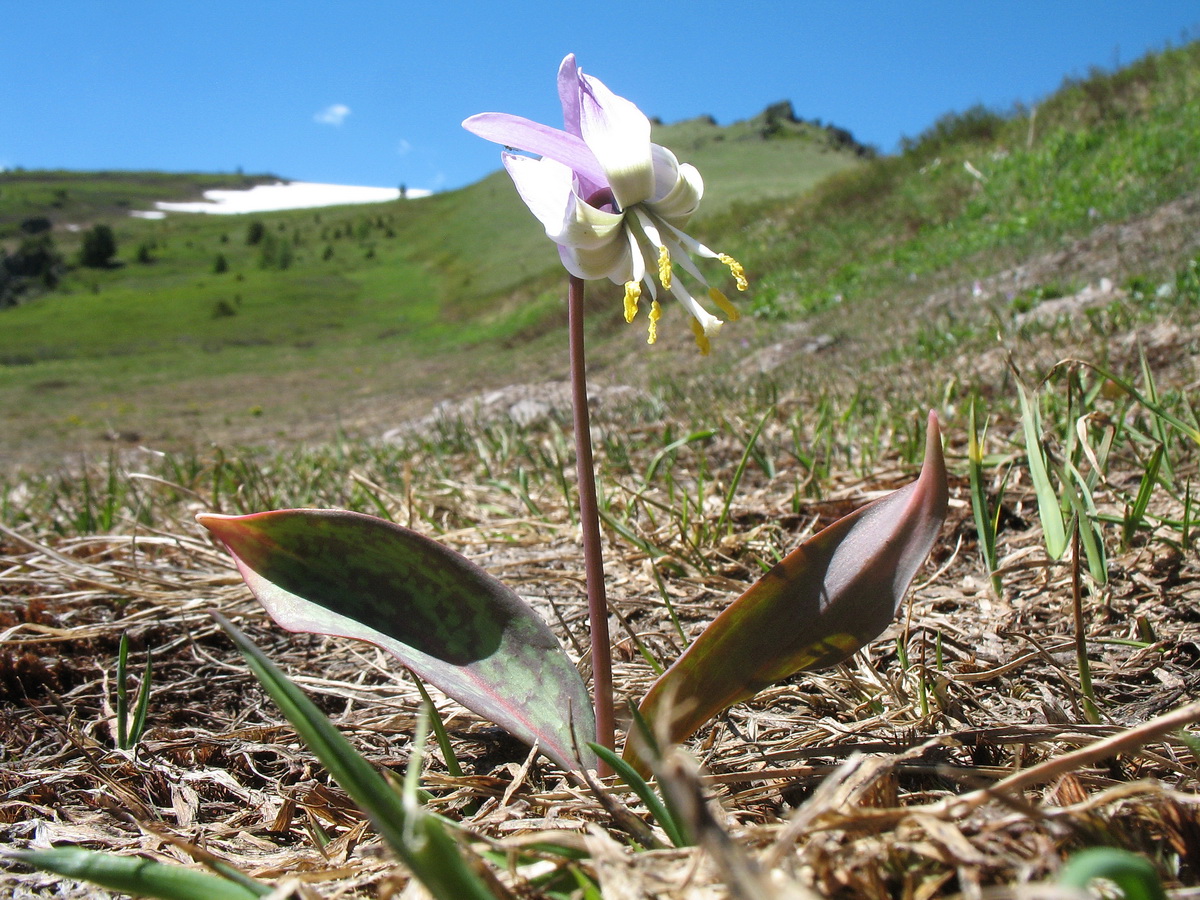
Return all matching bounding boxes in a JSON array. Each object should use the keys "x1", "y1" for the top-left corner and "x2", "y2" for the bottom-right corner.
[
  {"x1": 198, "y1": 509, "x2": 595, "y2": 771},
  {"x1": 626, "y1": 411, "x2": 949, "y2": 771}
]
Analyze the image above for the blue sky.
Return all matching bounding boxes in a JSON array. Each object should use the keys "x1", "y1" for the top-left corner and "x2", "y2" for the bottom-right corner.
[{"x1": 3, "y1": 1, "x2": 1197, "y2": 193}]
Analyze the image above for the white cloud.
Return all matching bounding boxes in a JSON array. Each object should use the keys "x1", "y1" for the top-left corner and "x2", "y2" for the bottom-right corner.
[
  {"x1": 314, "y1": 104, "x2": 351, "y2": 126},
  {"x1": 397, "y1": 138, "x2": 412, "y2": 156}
]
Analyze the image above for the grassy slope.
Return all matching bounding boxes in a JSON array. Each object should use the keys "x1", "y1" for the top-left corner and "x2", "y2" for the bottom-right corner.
[
  {"x1": 0, "y1": 110, "x2": 864, "y2": 463},
  {"x1": 2, "y1": 43, "x2": 1200, "y2": 466},
  {"x1": 0, "y1": 169, "x2": 279, "y2": 236}
]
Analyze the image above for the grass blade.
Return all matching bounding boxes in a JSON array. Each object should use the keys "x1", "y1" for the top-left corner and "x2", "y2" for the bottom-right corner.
[
  {"x1": 1058, "y1": 847, "x2": 1166, "y2": 900},
  {"x1": 967, "y1": 397, "x2": 1002, "y2": 594},
  {"x1": 6, "y1": 847, "x2": 266, "y2": 900},
  {"x1": 116, "y1": 632, "x2": 131, "y2": 750},
  {"x1": 412, "y1": 677, "x2": 464, "y2": 779},
  {"x1": 1017, "y1": 381, "x2": 1067, "y2": 560},
  {"x1": 715, "y1": 407, "x2": 774, "y2": 535},
  {"x1": 588, "y1": 742, "x2": 691, "y2": 848},
  {"x1": 1123, "y1": 443, "x2": 1164, "y2": 549},
  {"x1": 211, "y1": 612, "x2": 500, "y2": 900}
]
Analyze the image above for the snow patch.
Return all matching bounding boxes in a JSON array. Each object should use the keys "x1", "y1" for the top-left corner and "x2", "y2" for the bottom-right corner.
[{"x1": 140, "y1": 181, "x2": 431, "y2": 217}]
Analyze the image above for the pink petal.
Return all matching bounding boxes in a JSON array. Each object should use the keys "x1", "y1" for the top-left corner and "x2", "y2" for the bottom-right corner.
[
  {"x1": 557, "y1": 54, "x2": 582, "y2": 137},
  {"x1": 463, "y1": 113, "x2": 606, "y2": 186}
]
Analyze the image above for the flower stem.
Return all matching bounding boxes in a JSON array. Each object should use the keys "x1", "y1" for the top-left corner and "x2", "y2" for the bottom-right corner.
[{"x1": 568, "y1": 275, "x2": 615, "y2": 768}]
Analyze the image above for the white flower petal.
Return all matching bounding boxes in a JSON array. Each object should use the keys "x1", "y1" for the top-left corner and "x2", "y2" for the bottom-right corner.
[
  {"x1": 504, "y1": 153, "x2": 624, "y2": 250},
  {"x1": 648, "y1": 161, "x2": 704, "y2": 224},
  {"x1": 577, "y1": 72, "x2": 654, "y2": 210},
  {"x1": 561, "y1": 196, "x2": 626, "y2": 250},
  {"x1": 564, "y1": 232, "x2": 633, "y2": 282},
  {"x1": 502, "y1": 153, "x2": 576, "y2": 239},
  {"x1": 649, "y1": 144, "x2": 681, "y2": 203}
]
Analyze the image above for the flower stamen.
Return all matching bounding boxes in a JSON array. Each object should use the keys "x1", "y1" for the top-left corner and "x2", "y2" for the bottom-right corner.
[
  {"x1": 623, "y1": 281, "x2": 641, "y2": 323},
  {"x1": 709, "y1": 288, "x2": 741, "y2": 321},
  {"x1": 718, "y1": 253, "x2": 749, "y2": 291},
  {"x1": 656, "y1": 245, "x2": 672, "y2": 290},
  {"x1": 690, "y1": 317, "x2": 711, "y2": 356},
  {"x1": 647, "y1": 300, "x2": 662, "y2": 344}
]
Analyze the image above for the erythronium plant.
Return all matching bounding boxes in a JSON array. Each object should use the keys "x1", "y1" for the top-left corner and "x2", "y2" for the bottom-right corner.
[
  {"x1": 194, "y1": 56, "x2": 949, "y2": 785},
  {"x1": 464, "y1": 53, "x2": 750, "y2": 760}
]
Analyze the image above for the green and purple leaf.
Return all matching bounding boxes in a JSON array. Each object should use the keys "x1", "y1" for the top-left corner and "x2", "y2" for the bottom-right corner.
[
  {"x1": 625, "y1": 411, "x2": 949, "y2": 772},
  {"x1": 198, "y1": 509, "x2": 595, "y2": 771}
]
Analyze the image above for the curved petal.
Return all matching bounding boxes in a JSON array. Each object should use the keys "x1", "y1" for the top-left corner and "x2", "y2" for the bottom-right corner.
[
  {"x1": 563, "y1": 195, "x2": 627, "y2": 249},
  {"x1": 502, "y1": 153, "x2": 575, "y2": 238},
  {"x1": 649, "y1": 160, "x2": 704, "y2": 224},
  {"x1": 648, "y1": 144, "x2": 682, "y2": 203},
  {"x1": 578, "y1": 73, "x2": 654, "y2": 210},
  {"x1": 504, "y1": 154, "x2": 625, "y2": 253},
  {"x1": 557, "y1": 54, "x2": 582, "y2": 137},
  {"x1": 463, "y1": 113, "x2": 606, "y2": 186},
  {"x1": 556, "y1": 55, "x2": 605, "y2": 200},
  {"x1": 564, "y1": 228, "x2": 634, "y2": 282}
]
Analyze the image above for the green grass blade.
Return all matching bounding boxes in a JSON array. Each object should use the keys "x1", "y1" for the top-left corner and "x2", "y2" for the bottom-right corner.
[
  {"x1": 1063, "y1": 360, "x2": 1200, "y2": 445},
  {"x1": 6, "y1": 847, "x2": 266, "y2": 900},
  {"x1": 129, "y1": 647, "x2": 153, "y2": 748},
  {"x1": 715, "y1": 407, "x2": 774, "y2": 535},
  {"x1": 211, "y1": 612, "x2": 499, "y2": 900},
  {"x1": 412, "y1": 678, "x2": 464, "y2": 779},
  {"x1": 116, "y1": 632, "x2": 131, "y2": 750},
  {"x1": 1139, "y1": 347, "x2": 1176, "y2": 487},
  {"x1": 1017, "y1": 381, "x2": 1067, "y2": 559},
  {"x1": 967, "y1": 398, "x2": 1001, "y2": 593},
  {"x1": 1065, "y1": 460, "x2": 1108, "y2": 586},
  {"x1": 1058, "y1": 847, "x2": 1166, "y2": 900},
  {"x1": 597, "y1": 507, "x2": 665, "y2": 559},
  {"x1": 643, "y1": 430, "x2": 716, "y2": 484},
  {"x1": 588, "y1": 742, "x2": 691, "y2": 848},
  {"x1": 1123, "y1": 443, "x2": 1164, "y2": 549}
]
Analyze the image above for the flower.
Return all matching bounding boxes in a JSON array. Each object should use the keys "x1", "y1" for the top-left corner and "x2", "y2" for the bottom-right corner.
[{"x1": 463, "y1": 55, "x2": 747, "y2": 354}]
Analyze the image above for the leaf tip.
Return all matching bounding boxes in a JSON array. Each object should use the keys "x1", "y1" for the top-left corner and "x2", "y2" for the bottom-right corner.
[{"x1": 197, "y1": 511, "x2": 234, "y2": 533}]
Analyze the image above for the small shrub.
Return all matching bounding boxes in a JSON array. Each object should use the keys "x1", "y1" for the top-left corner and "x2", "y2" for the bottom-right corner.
[
  {"x1": 79, "y1": 224, "x2": 117, "y2": 268},
  {"x1": 213, "y1": 253, "x2": 228, "y2": 274}
]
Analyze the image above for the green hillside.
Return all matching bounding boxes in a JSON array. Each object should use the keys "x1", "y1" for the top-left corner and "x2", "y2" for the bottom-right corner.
[
  {"x1": 0, "y1": 169, "x2": 278, "y2": 237},
  {"x1": 0, "y1": 104, "x2": 867, "y2": 462},
  {"x1": 3, "y1": 41, "x2": 1200, "y2": 466}
]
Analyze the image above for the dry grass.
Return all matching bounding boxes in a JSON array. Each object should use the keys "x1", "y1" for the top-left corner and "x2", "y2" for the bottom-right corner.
[{"x1": 3, "y1": 349, "x2": 1199, "y2": 898}]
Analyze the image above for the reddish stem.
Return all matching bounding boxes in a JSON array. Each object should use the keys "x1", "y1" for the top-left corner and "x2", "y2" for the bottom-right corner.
[{"x1": 567, "y1": 274, "x2": 615, "y2": 769}]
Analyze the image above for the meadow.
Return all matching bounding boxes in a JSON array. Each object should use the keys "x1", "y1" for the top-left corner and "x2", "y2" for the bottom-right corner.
[{"x1": 2, "y1": 42, "x2": 1200, "y2": 898}]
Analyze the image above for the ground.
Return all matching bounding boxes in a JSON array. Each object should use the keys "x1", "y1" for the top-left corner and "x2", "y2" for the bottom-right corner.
[{"x1": 2, "y1": 190, "x2": 1200, "y2": 898}]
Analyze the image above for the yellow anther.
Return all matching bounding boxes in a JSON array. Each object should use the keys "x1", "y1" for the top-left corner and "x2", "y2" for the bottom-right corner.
[
  {"x1": 709, "y1": 287, "x2": 741, "y2": 322},
  {"x1": 623, "y1": 281, "x2": 641, "y2": 323},
  {"x1": 717, "y1": 253, "x2": 748, "y2": 291},
  {"x1": 690, "y1": 317, "x2": 711, "y2": 356},
  {"x1": 657, "y1": 245, "x2": 672, "y2": 289},
  {"x1": 647, "y1": 300, "x2": 662, "y2": 344}
]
